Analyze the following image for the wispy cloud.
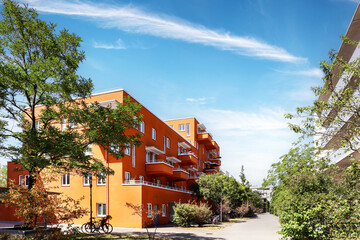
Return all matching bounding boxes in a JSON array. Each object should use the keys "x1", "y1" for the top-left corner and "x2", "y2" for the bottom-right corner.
[
  {"x1": 276, "y1": 68, "x2": 323, "y2": 78},
  {"x1": 185, "y1": 97, "x2": 214, "y2": 105},
  {"x1": 23, "y1": 0, "x2": 305, "y2": 63},
  {"x1": 92, "y1": 38, "x2": 126, "y2": 50}
]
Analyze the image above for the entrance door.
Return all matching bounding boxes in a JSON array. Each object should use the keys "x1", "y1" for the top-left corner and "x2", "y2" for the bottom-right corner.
[
  {"x1": 154, "y1": 205, "x2": 159, "y2": 225},
  {"x1": 168, "y1": 202, "x2": 175, "y2": 223}
]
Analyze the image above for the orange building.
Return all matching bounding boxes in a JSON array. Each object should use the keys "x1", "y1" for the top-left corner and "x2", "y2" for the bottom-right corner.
[{"x1": 4, "y1": 89, "x2": 221, "y2": 228}]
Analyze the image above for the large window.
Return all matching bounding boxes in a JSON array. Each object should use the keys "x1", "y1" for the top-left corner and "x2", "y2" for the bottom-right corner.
[
  {"x1": 124, "y1": 144, "x2": 131, "y2": 156},
  {"x1": 62, "y1": 173, "x2": 70, "y2": 186},
  {"x1": 139, "y1": 176, "x2": 144, "y2": 183},
  {"x1": 25, "y1": 175, "x2": 30, "y2": 187},
  {"x1": 186, "y1": 123, "x2": 190, "y2": 136},
  {"x1": 179, "y1": 124, "x2": 185, "y2": 131},
  {"x1": 147, "y1": 203, "x2": 152, "y2": 217},
  {"x1": 152, "y1": 128, "x2": 156, "y2": 140},
  {"x1": 146, "y1": 152, "x2": 151, "y2": 163},
  {"x1": 162, "y1": 204, "x2": 166, "y2": 217},
  {"x1": 84, "y1": 173, "x2": 92, "y2": 186},
  {"x1": 97, "y1": 172, "x2": 106, "y2": 185},
  {"x1": 140, "y1": 121, "x2": 145, "y2": 133},
  {"x1": 97, "y1": 203, "x2": 106, "y2": 217},
  {"x1": 132, "y1": 145, "x2": 136, "y2": 168}
]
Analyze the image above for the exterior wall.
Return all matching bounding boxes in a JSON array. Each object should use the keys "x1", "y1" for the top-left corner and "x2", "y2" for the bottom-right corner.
[{"x1": 4, "y1": 89, "x2": 221, "y2": 227}]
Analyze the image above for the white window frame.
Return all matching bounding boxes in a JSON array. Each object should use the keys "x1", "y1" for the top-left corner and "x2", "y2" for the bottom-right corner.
[
  {"x1": 166, "y1": 138, "x2": 170, "y2": 148},
  {"x1": 139, "y1": 175, "x2": 144, "y2": 183},
  {"x1": 124, "y1": 144, "x2": 131, "y2": 156},
  {"x1": 97, "y1": 172, "x2": 106, "y2": 185},
  {"x1": 25, "y1": 175, "x2": 30, "y2": 187},
  {"x1": 147, "y1": 203, "x2": 153, "y2": 218},
  {"x1": 35, "y1": 121, "x2": 40, "y2": 131},
  {"x1": 132, "y1": 145, "x2": 136, "y2": 168},
  {"x1": 124, "y1": 172, "x2": 130, "y2": 182},
  {"x1": 62, "y1": 173, "x2": 70, "y2": 186},
  {"x1": 186, "y1": 123, "x2": 190, "y2": 136},
  {"x1": 62, "y1": 118, "x2": 67, "y2": 132},
  {"x1": 152, "y1": 128, "x2": 156, "y2": 140},
  {"x1": 146, "y1": 151, "x2": 151, "y2": 163},
  {"x1": 140, "y1": 121, "x2": 145, "y2": 133},
  {"x1": 85, "y1": 144, "x2": 92, "y2": 156},
  {"x1": 179, "y1": 124, "x2": 185, "y2": 131},
  {"x1": 162, "y1": 204, "x2": 166, "y2": 217},
  {"x1": 84, "y1": 173, "x2": 92, "y2": 186},
  {"x1": 97, "y1": 203, "x2": 106, "y2": 217},
  {"x1": 19, "y1": 175, "x2": 23, "y2": 186}
]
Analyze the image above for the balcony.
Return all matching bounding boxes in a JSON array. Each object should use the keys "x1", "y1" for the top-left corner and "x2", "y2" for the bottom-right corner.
[
  {"x1": 204, "y1": 168, "x2": 218, "y2": 174},
  {"x1": 209, "y1": 158, "x2": 221, "y2": 166},
  {"x1": 178, "y1": 153, "x2": 197, "y2": 165},
  {"x1": 123, "y1": 180, "x2": 193, "y2": 194},
  {"x1": 197, "y1": 133, "x2": 213, "y2": 144},
  {"x1": 169, "y1": 168, "x2": 189, "y2": 181},
  {"x1": 145, "y1": 160, "x2": 173, "y2": 176}
]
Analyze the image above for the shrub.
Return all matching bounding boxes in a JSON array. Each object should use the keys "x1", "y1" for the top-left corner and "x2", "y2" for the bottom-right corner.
[
  {"x1": 194, "y1": 203, "x2": 212, "y2": 226},
  {"x1": 173, "y1": 203, "x2": 196, "y2": 227}
]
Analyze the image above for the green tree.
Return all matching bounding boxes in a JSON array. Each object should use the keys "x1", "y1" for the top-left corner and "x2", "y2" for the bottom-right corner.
[
  {"x1": 0, "y1": 164, "x2": 6, "y2": 187},
  {"x1": 0, "y1": 0, "x2": 142, "y2": 190},
  {"x1": 197, "y1": 172, "x2": 247, "y2": 210},
  {"x1": 239, "y1": 165, "x2": 249, "y2": 185}
]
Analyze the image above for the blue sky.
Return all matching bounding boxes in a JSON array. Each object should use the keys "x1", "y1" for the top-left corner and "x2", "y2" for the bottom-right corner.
[{"x1": 1, "y1": 0, "x2": 358, "y2": 185}]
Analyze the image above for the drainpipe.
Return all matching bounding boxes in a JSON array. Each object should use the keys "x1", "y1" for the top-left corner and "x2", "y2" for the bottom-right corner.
[{"x1": 220, "y1": 191, "x2": 222, "y2": 222}]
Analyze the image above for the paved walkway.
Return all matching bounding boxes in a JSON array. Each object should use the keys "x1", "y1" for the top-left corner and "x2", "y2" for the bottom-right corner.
[
  {"x1": 0, "y1": 213, "x2": 281, "y2": 239},
  {"x1": 111, "y1": 213, "x2": 281, "y2": 240}
]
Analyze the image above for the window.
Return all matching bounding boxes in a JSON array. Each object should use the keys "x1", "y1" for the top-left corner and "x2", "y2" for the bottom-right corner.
[
  {"x1": 140, "y1": 121, "x2": 145, "y2": 133},
  {"x1": 195, "y1": 141, "x2": 198, "y2": 149},
  {"x1": 84, "y1": 173, "x2": 92, "y2": 186},
  {"x1": 124, "y1": 172, "x2": 130, "y2": 182},
  {"x1": 62, "y1": 118, "x2": 67, "y2": 132},
  {"x1": 124, "y1": 144, "x2": 131, "y2": 156},
  {"x1": 62, "y1": 173, "x2": 70, "y2": 186},
  {"x1": 170, "y1": 125, "x2": 174, "y2": 129},
  {"x1": 97, "y1": 172, "x2": 106, "y2": 185},
  {"x1": 152, "y1": 128, "x2": 156, "y2": 140},
  {"x1": 147, "y1": 203, "x2": 152, "y2": 217},
  {"x1": 163, "y1": 136, "x2": 166, "y2": 154},
  {"x1": 69, "y1": 120, "x2": 77, "y2": 128},
  {"x1": 179, "y1": 124, "x2": 185, "y2": 131},
  {"x1": 35, "y1": 121, "x2": 40, "y2": 130},
  {"x1": 19, "y1": 175, "x2": 23, "y2": 186},
  {"x1": 85, "y1": 144, "x2": 92, "y2": 156},
  {"x1": 146, "y1": 152, "x2": 151, "y2": 163},
  {"x1": 157, "y1": 180, "x2": 161, "y2": 186},
  {"x1": 186, "y1": 123, "x2": 190, "y2": 136},
  {"x1": 162, "y1": 204, "x2": 166, "y2": 217},
  {"x1": 132, "y1": 145, "x2": 136, "y2": 168},
  {"x1": 97, "y1": 203, "x2": 106, "y2": 217},
  {"x1": 167, "y1": 138, "x2": 170, "y2": 148},
  {"x1": 139, "y1": 176, "x2": 144, "y2": 183},
  {"x1": 25, "y1": 175, "x2": 30, "y2": 187}
]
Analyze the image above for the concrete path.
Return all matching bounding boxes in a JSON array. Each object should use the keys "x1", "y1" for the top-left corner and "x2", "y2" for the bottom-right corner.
[
  {"x1": 111, "y1": 213, "x2": 281, "y2": 240},
  {"x1": 0, "y1": 213, "x2": 282, "y2": 239}
]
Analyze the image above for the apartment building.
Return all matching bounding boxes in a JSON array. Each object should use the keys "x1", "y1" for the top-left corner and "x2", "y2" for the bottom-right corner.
[
  {"x1": 4, "y1": 89, "x2": 221, "y2": 228},
  {"x1": 316, "y1": 3, "x2": 360, "y2": 168}
]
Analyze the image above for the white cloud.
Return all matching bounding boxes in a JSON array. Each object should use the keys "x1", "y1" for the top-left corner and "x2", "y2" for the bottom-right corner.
[
  {"x1": 185, "y1": 97, "x2": 213, "y2": 105},
  {"x1": 196, "y1": 108, "x2": 297, "y2": 186},
  {"x1": 277, "y1": 68, "x2": 323, "y2": 78},
  {"x1": 92, "y1": 38, "x2": 126, "y2": 50},
  {"x1": 23, "y1": 0, "x2": 305, "y2": 63}
]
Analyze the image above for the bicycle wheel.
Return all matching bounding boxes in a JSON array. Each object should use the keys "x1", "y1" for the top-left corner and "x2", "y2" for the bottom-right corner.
[
  {"x1": 101, "y1": 223, "x2": 113, "y2": 234},
  {"x1": 83, "y1": 222, "x2": 96, "y2": 233}
]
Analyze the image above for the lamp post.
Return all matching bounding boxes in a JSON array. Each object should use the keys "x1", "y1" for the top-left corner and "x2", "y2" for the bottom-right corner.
[{"x1": 89, "y1": 174, "x2": 93, "y2": 226}]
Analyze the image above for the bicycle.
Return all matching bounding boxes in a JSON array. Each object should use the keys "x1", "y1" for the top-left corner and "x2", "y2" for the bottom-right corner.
[{"x1": 81, "y1": 215, "x2": 113, "y2": 234}]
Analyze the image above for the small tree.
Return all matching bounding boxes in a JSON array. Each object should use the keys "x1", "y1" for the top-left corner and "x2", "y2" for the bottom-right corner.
[
  {"x1": 0, "y1": 164, "x2": 6, "y2": 187},
  {"x1": 125, "y1": 203, "x2": 160, "y2": 240},
  {"x1": 194, "y1": 202, "x2": 212, "y2": 227}
]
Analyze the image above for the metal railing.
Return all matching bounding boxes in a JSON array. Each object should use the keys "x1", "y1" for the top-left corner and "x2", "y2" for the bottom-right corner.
[{"x1": 123, "y1": 180, "x2": 193, "y2": 194}]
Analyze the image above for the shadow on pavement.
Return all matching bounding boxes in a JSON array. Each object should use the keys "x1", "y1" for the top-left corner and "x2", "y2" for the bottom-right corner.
[{"x1": 113, "y1": 232, "x2": 225, "y2": 240}]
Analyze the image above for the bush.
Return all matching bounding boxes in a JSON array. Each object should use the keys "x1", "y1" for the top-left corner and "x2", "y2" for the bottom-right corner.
[
  {"x1": 194, "y1": 203, "x2": 212, "y2": 226},
  {"x1": 173, "y1": 203, "x2": 196, "y2": 227}
]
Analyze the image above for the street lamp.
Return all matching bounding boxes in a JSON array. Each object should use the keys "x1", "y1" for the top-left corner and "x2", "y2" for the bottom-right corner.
[{"x1": 89, "y1": 174, "x2": 93, "y2": 226}]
